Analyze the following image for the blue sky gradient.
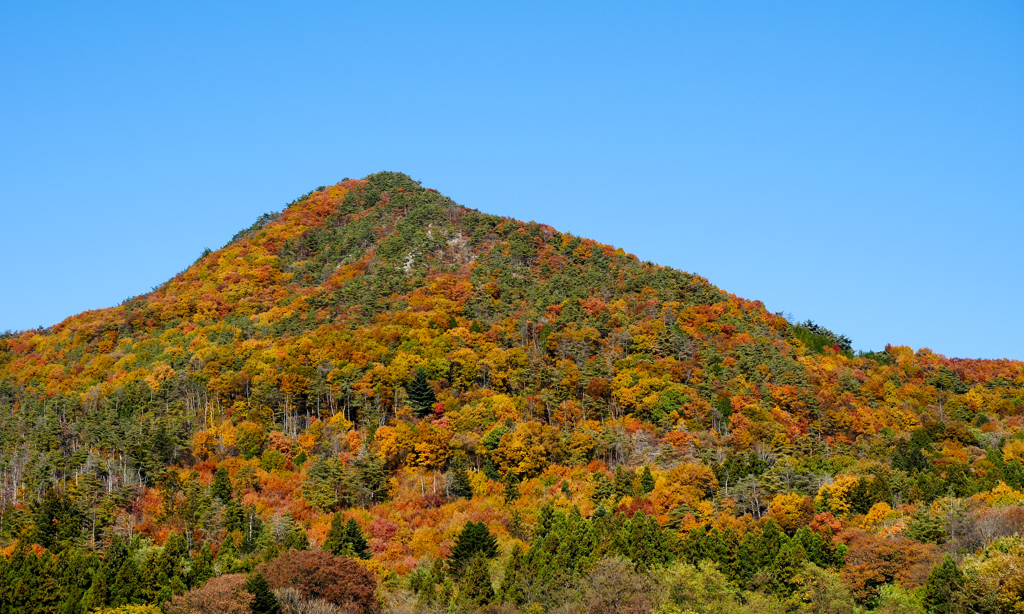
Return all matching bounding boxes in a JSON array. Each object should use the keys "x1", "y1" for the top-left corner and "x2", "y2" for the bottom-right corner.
[{"x1": 1, "y1": 2, "x2": 1021, "y2": 358}]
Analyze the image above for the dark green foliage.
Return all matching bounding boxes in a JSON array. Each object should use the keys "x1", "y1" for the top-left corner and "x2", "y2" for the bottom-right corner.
[
  {"x1": 345, "y1": 518, "x2": 371, "y2": 559},
  {"x1": 246, "y1": 572, "x2": 282, "y2": 614},
  {"x1": 791, "y1": 320, "x2": 852, "y2": 353},
  {"x1": 212, "y1": 466, "x2": 233, "y2": 503},
  {"x1": 905, "y1": 506, "x2": 946, "y2": 544},
  {"x1": 591, "y1": 471, "x2": 614, "y2": 504},
  {"x1": 406, "y1": 368, "x2": 436, "y2": 417},
  {"x1": 448, "y1": 521, "x2": 498, "y2": 572},
  {"x1": 323, "y1": 512, "x2": 347, "y2": 556},
  {"x1": 924, "y1": 555, "x2": 963, "y2": 614},
  {"x1": 640, "y1": 466, "x2": 655, "y2": 494},
  {"x1": 459, "y1": 555, "x2": 495, "y2": 607},
  {"x1": 31, "y1": 489, "x2": 83, "y2": 551},
  {"x1": 322, "y1": 513, "x2": 370, "y2": 559}
]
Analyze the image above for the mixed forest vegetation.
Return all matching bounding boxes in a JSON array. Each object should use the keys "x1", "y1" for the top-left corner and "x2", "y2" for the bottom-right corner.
[{"x1": 1, "y1": 172, "x2": 1023, "y2": 614}]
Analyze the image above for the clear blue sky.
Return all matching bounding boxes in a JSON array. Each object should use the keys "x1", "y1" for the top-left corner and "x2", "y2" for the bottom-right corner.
[{"x1": 1, "y1": 2, "x2": 1021, "y2": 359}]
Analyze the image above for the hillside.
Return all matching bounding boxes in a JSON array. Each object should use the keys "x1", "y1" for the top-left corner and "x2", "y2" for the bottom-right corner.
[{"x1": 1, "y1": 172, "x2": 1023, "y2": 614}]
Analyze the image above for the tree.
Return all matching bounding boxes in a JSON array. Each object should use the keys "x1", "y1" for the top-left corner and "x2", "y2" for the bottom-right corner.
[
  {"x1": 211, "y1": 467, "x2": 233, "y2": 503},
  {"x1": 406, "y1": 368, "x2": 436, "y2": 417},
  {"x1": 450, "y1": 453, "x2": 474, "y2": 499},
  {"x1": 448, "y1": 521, "x2": 498, "y2": 572},
  {"x1": 459, "y1": 555, "x2": 494, "y2": 607},
  {"x1": 345, "y1": 518, "x2": 371, "y2": 560},
  {"x1": 256, "y1": 550, "x2": 378, "y2": 614},
  {"x1": 640, "y1": 466, "x2": 655, "y2": 494},
  {"x1": 245, "y1": 572, "x2": 281, "y2": 614},
  {"x1": 924, "y1": 555, "x2": 963, "y2": 614},
  {"x1": 32, "y1": 489, "x2": 83, "y2": 551},
  {"x1": 165, "y1": 574, "x2": 251, "y2": 614},
  {"x1": 323, "y1": 512, "x2": 347, "y2": 556}
]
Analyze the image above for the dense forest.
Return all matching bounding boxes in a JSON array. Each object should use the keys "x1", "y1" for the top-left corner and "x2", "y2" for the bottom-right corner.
[{"x1": 1, "y1": 172, "x2": 1022, "y2": 613}]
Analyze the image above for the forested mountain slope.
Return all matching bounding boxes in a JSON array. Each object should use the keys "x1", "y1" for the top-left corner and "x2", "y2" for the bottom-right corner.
[{"x1": 1, "y1": 172, "x2": 1023, "y2": 613}]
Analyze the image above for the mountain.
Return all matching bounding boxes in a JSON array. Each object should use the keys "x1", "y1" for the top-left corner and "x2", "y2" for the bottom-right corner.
[{"x1": 1, "y1": 172, "x2": 1023, "y2": 613}]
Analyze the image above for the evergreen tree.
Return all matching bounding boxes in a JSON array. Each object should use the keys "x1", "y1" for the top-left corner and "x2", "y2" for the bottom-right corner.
[
  {"x1": 345, "y1": 518, "x2": 371, "y2": 559},
  {"x1": 246, "y1": 572, "x2": 282, "y2": 614},
  {"x1": 190, "y1": 542, "x2": 214, "y2": 587},
  {"x1": 591, "y1": 471, "x2": 614, "y2": 504},
  {"x1": 450, "y1": 453, "x2": 474, "y2": 499},
  {"x1": 283, "y1": 524, "x2": 310, "y2": 551},
  {"x1": 224, "y1": 497, "x2": 245, "y2": 533},
  {"x1": 498, "y1": 543, "x2": 526, "y2": 605},
  {"x1": 211, "y1": 466, "x2": 233, "y2": 503},
  {"x1": 640, "y1": 465, "x2": 656, "y2": 494},
  {"x1": 906, "y1": 506, "x2": 946, "y2": 543},
  {"x1": 924, "y1": 555, "x2": 963, "y2": 614},
  {"x1": 354, "y1": 447, "x2": 391, "y2": 505},
  {"x1": 323, "y1": 512, "x2": 347, "y2": 556},
  {"x1": 460, "y1": 555, "x2": 494, "y2": 607},
  {"x1": 613, "y1": 465, "x2": 635, "y2": 500},
  {"x1": 31, "y1": 489, "x2": 83, "y2": 551},
  {"x1": 448, "y1": 521, "x2": 498, "y2": 572},
  {"x1": 406, "y1": 368, "x2": 437, "y2": 417}
]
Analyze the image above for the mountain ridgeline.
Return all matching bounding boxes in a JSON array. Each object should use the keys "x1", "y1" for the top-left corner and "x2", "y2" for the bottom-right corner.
[{"x1": 0, "y1": 172, "x2": 1023, "y2": 614}]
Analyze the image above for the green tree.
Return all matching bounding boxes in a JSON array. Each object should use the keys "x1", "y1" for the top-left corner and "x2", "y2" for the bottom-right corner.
[
  {"x1": 345, "y1": 518, "x2": 371, "y2": 559},
  {"x1": 211, "y1": 466, "x2": 233, "y2": 503},
  {"x1": 245, "y1": 572, "x2": 281, "y2": 614},
  {"x1": 448, "y1": 521, "x2": 498, "y2": 572},
  {"x1": 923, "y1": 555, "x2": 963, "y2": 614},
  {"x1": 640, "y1": 465, "x2": 655, "y2": 494},
  {"x1": 323, "y1": 512, "x2": 347, "y2": 556},
  {"x1": 459, "y1": 555, "x2": 494, "y2": 607},
  {"x1": 406, "y1": 368, "x2": 436, "y2": 417}
]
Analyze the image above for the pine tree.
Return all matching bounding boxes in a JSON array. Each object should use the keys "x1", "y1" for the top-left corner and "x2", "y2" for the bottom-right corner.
[
  {"x1": 190, "y1": 542, "x2": 215, "y2": 587},
  {"x1": 245, "y1": 572, "x2": 281, "y2": 614},
  {"x1": 224, "y1": 497, "x2": 245, "y2": 533},
  {"x1": 448, "y1": 521, "x2": 498, "y2": 572},
  {"x1": 460, "y1": 555, "x2": 494, "y2": 607},
  {"x1": 284, "y1": 524, "x2": 310, "y2": 551},
  {"x1": 406, "y1": 368, "x2": 437, "y2": 417},
  {"x1": 613, "y1": 465, "x2": 634, "y2": 500},
  {"x1": 354, "y1": 447, "x2": 391, "y2": 505},
  {"x1": 640, "y1": 465, "x2": 655, "y2": 494},
  {"x1": 345, "y1": 518, "x2": 371, "y2": 559},
  {"x1": 323, "y1": 512, "x2": 346, "y2": 556},
  {"x1": 924, "y1": 555, "x2": 963, "y2": 614},
  {"x1": 591, "y1": 472, "x2": 614, "y2": 504},
  {"x1": 211, "y1": 466, "x2": 233, "y2": 503},
  {"x1": 450, "y1": 453, "x2": 474, "y2": 499}
]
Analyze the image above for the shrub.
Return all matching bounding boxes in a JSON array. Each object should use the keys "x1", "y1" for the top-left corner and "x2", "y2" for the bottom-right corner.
[
  {"x1": 258, "y1": 550, "x2": 378, "y2": 614},
  {"x1": 165, "y1": 574, "x2": 251, "y2": 614}
]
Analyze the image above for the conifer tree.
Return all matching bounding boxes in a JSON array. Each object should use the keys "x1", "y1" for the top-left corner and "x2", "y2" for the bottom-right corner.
[
  {"x1": 406, "y1": 368, "x2": 436, "y2": 417},
  {"x1": 460, "y1": 555, "x2": 494, "y2": 607},
  {"x1": 640, "y1": 465, "x2": 655, "y2": 494},
  {"x1": 323, "y1": 512, "x2": 346, "y2": 556},
  {"x1": 448, "y1": 521, "x2": 498, "y2": 572},
  {"x1": 211, "y1": 466, "x2": 233, "y2": 503},
  {"x1": 450, "y1": 453, "x2": 474, "y2": 499},
  {"x1": 246, "y1": 572, "x2": 281, "y2": 614},
  {"x1": 613, "y1": 465, "x2": 634, "y2": 500},
  {"x1": 345, "y1": 518, "x2": 371, "y2": 559},
  {"x1": 190, "y1": 542, "x2": 215, "y2": 587},
  {"x1": 924, "y1": 555, "x2": 963, "y2": 614}
]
